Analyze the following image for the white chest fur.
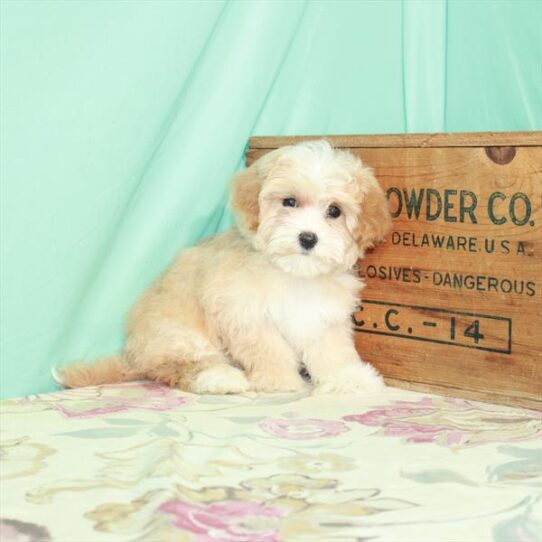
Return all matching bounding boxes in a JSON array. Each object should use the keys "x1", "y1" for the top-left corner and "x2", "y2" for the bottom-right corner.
[{"x1": 266, "y1": 273, "x2": 360, "y2": 351}]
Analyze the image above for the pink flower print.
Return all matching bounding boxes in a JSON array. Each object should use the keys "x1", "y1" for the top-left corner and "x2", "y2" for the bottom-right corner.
[
  {"x1": 53, "y1": 382, "x2": 191, "y2": 418},
  {"x1": 343, "y1": 397, "x2": 542, "y2": 448},
  {"x1": 158, "y1": 499, "x2": 285, "y2": 542},
  {"x1": 0, "y1": 519, "x2": 50, "y2": 542},
  {"x1": 260, "y1": 418, "x2": 349, "y2": 440}
]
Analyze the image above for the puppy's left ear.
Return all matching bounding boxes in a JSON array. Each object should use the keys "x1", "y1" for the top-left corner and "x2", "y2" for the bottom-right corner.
[{"x1": 354, "y1": 165, "x2": 392, "y2": 255}]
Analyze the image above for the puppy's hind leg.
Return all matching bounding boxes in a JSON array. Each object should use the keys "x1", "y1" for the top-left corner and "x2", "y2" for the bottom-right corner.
[
  {"x1": 191, "y1": 362, "x2": 249, "y2": 394},
  {"x1": 144, "y1": 356, "x2": 249, "y2": 394},
  {"x1": 127, "y1": 321, "x2": 249, "y2": 394}
]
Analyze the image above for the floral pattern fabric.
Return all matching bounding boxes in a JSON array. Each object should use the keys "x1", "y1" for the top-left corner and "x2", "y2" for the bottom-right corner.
[{"x1": 1, "y1": 382, "x2": 540, "y2": 542}]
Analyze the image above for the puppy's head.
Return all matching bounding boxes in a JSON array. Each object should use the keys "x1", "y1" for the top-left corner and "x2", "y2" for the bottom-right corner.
[{"x1": 231, "y1": 140, "x2": 391, "y2": 277}]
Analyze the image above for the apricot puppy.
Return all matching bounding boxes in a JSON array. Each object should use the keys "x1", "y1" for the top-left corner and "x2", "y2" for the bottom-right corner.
[{"x1": 59, "y1": 140, "x2": 391, "y2": 394}]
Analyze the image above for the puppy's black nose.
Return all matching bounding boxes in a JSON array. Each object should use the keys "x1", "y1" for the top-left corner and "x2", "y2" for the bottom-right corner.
[{"x1": 299, "y1": 231, "x2": 318, "y2": 250}]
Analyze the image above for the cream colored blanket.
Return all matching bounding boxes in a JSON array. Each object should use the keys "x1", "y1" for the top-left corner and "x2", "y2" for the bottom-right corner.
[{"x1": 1, "y1": 383, "x2": 540, "y2": 542}]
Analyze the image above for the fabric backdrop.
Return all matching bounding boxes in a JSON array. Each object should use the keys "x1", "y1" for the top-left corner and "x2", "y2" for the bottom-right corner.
[{"x1": 1, "y1": 0, "x2": 541, "y2": 398}]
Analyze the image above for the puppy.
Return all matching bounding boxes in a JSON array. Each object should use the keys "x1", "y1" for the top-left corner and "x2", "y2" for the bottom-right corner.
[{"x1": 58, "y1": 140, "x2": 391, "y2": 394}]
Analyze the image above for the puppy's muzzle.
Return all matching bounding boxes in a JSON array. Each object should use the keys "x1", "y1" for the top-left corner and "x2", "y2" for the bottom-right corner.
[{"x1": 299, "y1": 231, "x2": 318, "y2": 250}]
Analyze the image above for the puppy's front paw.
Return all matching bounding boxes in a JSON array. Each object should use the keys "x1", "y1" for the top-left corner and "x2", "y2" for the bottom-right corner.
[
  {"x1": 314, "y1": 362, "x2": 385, "y2": 395},
  {"x1": 249, "y1": 370, "x2": 309, "y2": 393}
]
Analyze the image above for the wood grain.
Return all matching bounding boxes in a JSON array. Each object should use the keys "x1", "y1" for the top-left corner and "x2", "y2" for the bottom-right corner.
[
  {"x1": 247, "y1": 133, "x2": 542, "y2": 410},
  {"x1": 249, "y1": 131, "x2": 542, "y2": 150}
]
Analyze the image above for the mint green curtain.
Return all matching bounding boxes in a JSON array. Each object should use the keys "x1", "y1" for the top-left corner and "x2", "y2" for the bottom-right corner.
[{"x1": 1, "y1": 0, "x2": 541, "y2": 398}]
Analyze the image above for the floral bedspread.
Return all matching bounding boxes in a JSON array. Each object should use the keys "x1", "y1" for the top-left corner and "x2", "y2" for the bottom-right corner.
[{"x1": 1, "y1": 382, "x2": 541, "y2": 542}]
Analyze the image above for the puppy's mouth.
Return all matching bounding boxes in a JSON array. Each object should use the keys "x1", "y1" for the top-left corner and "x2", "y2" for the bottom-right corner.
[
  {"x1": 272, "y1": 253, "x2": 334, "y2": 277},
  {"x1": 292, "y1": 246, "x2": 319, "y2": 259}
]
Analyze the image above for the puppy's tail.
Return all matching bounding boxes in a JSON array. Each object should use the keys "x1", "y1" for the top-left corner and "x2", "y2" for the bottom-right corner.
[{"x1": 53, "y1": 355, "x2": 139, "y2": 389}]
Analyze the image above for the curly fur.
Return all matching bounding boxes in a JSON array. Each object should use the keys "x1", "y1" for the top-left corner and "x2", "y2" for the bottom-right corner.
[{"x1": 59, "y1": 140, "x2": 391, "y2": 394}]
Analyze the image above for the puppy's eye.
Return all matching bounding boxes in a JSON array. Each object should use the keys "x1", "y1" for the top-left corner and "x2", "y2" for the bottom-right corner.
[
  {"x1": 326, "y1": 204, "x2": 341, "y2": 218},
  {"x1": 282, "y1": 198, "x2": 298, "y2": 208}
]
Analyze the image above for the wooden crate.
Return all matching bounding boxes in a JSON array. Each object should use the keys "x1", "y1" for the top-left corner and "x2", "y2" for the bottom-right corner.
[{"x1": 247, "y1": 132, "x2": 542, "y2": 410}]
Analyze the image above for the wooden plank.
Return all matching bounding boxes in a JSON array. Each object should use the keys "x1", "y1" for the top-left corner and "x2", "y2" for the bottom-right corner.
[
  {"x1": 247, "y1": 134, "x2": 542, "y2": 410},
  {"x1": 249, "y1": 131, "x2": 542, "y2": 149}
]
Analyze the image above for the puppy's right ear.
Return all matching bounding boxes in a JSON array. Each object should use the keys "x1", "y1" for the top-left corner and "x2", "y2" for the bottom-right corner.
[
  {"x1": 230, "y1": 164, "x2": 262, "y2": 234},
  {"x1": 230, "y1": 148, "x2": 286, "y2": 235}
]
